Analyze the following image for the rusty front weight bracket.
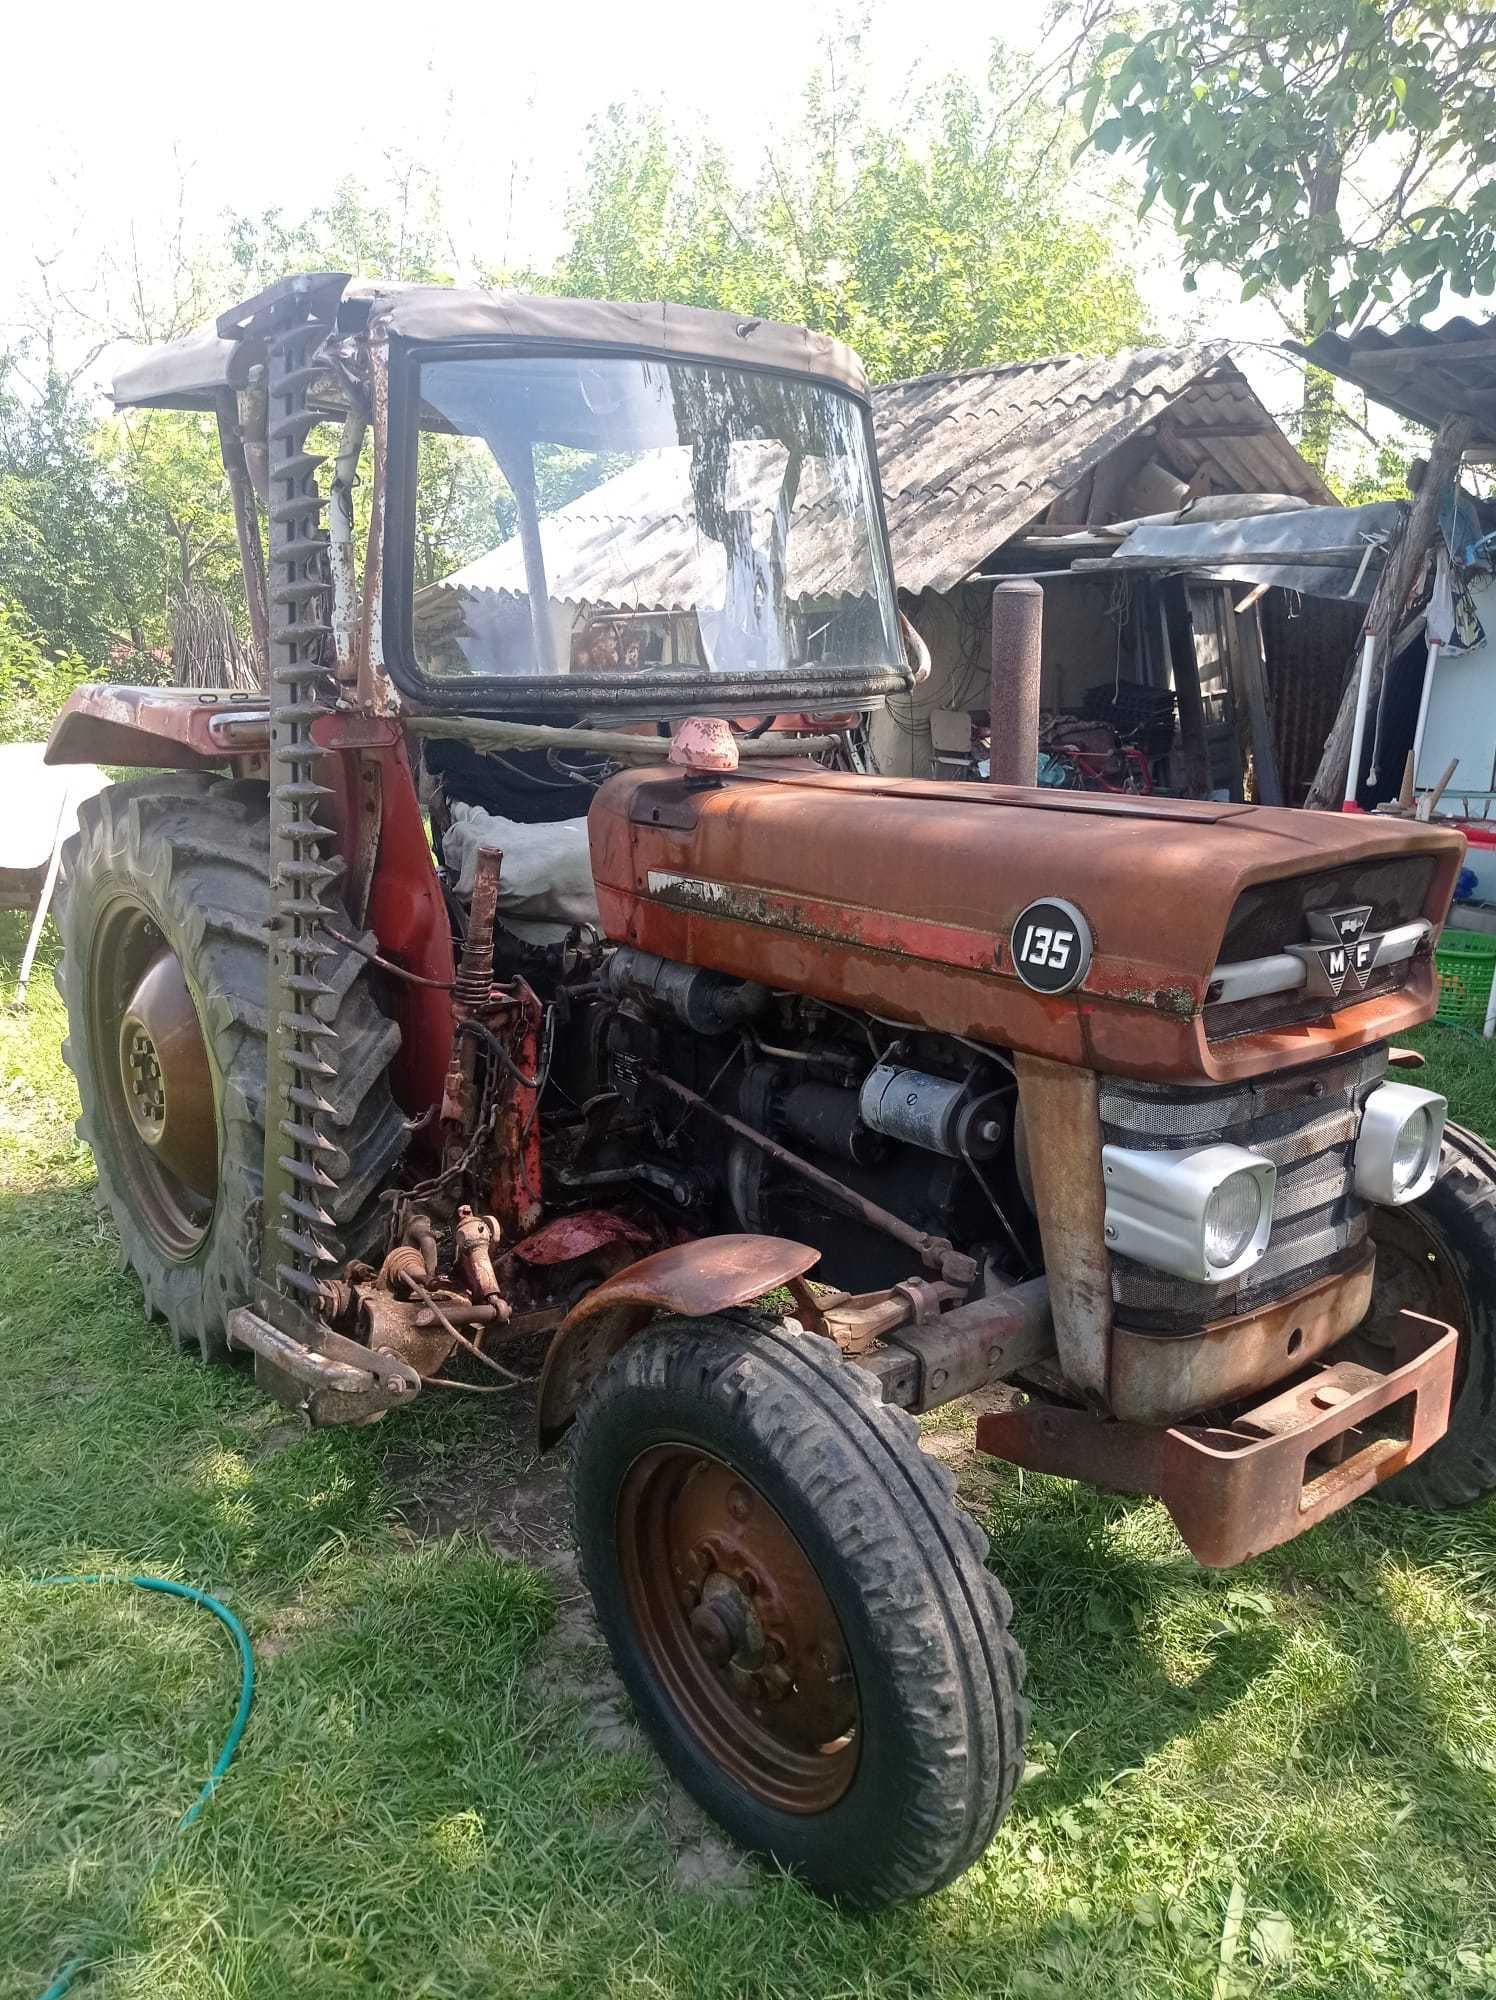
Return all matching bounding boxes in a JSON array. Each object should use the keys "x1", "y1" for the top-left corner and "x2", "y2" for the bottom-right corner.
[{"x1": 976, "y1": 1308, "x2": 1456, "y2": 1566}]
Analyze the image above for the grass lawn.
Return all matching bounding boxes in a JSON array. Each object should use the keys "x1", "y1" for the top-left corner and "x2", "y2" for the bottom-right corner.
[{"x1": 3, "y1": 906, "x2": 1496, "y2": 1999}]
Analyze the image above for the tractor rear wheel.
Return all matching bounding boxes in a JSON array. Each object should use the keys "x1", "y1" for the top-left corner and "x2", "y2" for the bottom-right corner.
[
  {"x1": 1368, "y1": 1120, "x2": 1496, "y2": 1509},
  {"x1": 569, "y1": 1312, "x2": 1027, "y2": 1905},
  {"x1": 55, "y1": 774, "x2": 407, "y2": 1360}
]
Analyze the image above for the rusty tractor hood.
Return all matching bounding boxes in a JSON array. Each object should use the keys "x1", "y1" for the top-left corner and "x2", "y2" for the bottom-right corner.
[{"x1": 589, "y1": 765, "x2": 1464, "y2": 1083}]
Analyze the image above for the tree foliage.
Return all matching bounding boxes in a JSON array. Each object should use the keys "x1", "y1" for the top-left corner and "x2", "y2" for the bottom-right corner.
[
  {"x1": 1, "y1": 36, "x2": 1150, "y2": 688},
  {"x1": 558, "y1": 48, "x2": 1147, "y2": 382},
  {"x1": 0, "y1": 597, "x2": 92, "y2": 746},
  {"x1": 1080, "y1": 0, "x2": 1496, "y2": 335}
]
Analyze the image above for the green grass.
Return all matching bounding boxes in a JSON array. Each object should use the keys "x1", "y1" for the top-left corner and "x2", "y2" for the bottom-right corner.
[
  {"x1": 4, "y1": 908, "x2": 1496, "y2": 1998},
  {"x1": 1409, "y1": 1019, "x2": 1496, "y2": 1138}
]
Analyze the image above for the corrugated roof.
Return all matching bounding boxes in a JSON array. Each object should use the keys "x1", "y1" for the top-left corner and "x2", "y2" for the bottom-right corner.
[
  {"x1": 871, "y1": 346, "x2": 1333, "y2": 592},
  {"x1": 432, "y1": 446, "x2": 867, "y2": 613},
  {"x1": 1291, "y1": 315, "x2": 1496, "y2": 456}
]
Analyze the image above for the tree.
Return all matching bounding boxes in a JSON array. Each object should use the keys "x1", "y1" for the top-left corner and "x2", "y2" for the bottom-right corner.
[
  {"x1": 0, "y1": 597, "x2": 92, "y2": 745},
  {"x1": 1078, "y1": 0, "x2": 1496, "y2": 462},
  {"x1": 0, "y1": 355, "x2": 162, "y2": 661},
  {"x1": 556, "y1": 41, "x2": 1148, "y2": 382}
]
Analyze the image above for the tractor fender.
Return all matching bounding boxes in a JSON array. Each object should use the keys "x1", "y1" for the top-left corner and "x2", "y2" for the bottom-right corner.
[
  {"x1": 45, "y1": 684, "x2": 263, "y2": 768},
  {"x1": 536, "y1": 1233, "x2": 820, "y2": 1447}
]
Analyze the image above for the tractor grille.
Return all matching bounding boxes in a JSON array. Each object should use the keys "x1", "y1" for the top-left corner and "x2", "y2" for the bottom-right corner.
[
  {"x1": 1205, "y1": 856, "x2": 1436, "y2": 1042},
  {"x1": 1099, "y1": 1044, "x2": 1388, "y2": 1333}
]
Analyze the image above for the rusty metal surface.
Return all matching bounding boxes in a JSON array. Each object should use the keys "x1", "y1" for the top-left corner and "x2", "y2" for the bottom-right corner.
[
  {"x1": 536, "y1": 1235, "x2": 821, "y2": 1445},
  {"x1": 229, "y1": 1299, "x2": 421, "y2": 1426},
  {"x1": 358, "y1": 735, "x2": 455, "y2": 1123},
  {"x1": 118, "y1": 946, "x2": 218, "y2": 1201},
  {"x1": 593, "y1": 763, "x2": 1464, "y2": 1085},
  {"x1": 988, "y1": 580, "x2": 1042, "y2": 786},
  {"x1": 357, "y1": 1286, "x2": 457, "y2": 1379},
  {"x1": 885, "y1": 1277, "x2": 1054, "y2": 1412},
  {"x1": 1014, "y1": 1055, "x2": 1112, "y2": 1399},
  {"x1": 1107, "y1": 1246, "x2": 1377, "y2": 1425},
  {"x1": 45, "y1": 684, "x2": 268, "y2": 768},
  {"x1": 977, "y1": 1308, "x2": 1456, "y2": 1567},
  {"x1": 616, "y1": 1444, "x2": 859, "y2": 1812}
]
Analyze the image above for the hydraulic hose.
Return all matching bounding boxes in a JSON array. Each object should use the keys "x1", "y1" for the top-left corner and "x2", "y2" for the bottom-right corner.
[{"x1": 29, "y1": 1575, "x2": 254, "y2": 2000}]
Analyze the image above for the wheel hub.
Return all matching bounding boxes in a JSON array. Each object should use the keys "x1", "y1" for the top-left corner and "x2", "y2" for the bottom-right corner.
[
  {"x1": 116, "y1": 949, "x2": 217, "y2": 1200},
  {"x1": 618, "y1": 1447, "x2": 859, "y2": 1813},
  {"x1": 88, "y1": 897, "x2": 220, "y2": 1264}
]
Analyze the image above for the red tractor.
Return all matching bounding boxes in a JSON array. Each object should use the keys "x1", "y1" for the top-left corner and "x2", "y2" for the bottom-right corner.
[{"x1": 45, "y1": 271, "x2": 1490, "y2": 1906}]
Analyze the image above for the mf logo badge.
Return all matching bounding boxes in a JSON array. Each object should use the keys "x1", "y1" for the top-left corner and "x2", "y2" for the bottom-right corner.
[{"x1": 1291, "y1": 905, "x2": 1381, "y2": 998}]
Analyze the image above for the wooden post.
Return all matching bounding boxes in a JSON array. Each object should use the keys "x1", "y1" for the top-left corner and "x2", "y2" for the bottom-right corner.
[
  {"x1": 1305, "y1": 413, "x2": 1472, "y2": 809},
  {"x1": 1225, "y1": 597, "x2": 1283, "y2": 806},
  {"x1": 1158, "y1": 580, "x2": 1211, "y2": 798}
]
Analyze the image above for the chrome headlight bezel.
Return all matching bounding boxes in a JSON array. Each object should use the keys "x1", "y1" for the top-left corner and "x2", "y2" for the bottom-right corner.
[
  {"x1": 1101, "y1": 1142, "x2": 1277, "y2": 1283},
  {"x1": 1354, "y1": 1081, "x2": 1447, "y2": 1205}
]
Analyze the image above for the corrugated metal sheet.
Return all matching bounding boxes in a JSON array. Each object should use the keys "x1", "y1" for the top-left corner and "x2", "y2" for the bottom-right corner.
[
  {"x1": 1100, "y1": 498, "x2": 1406, "y2": 600},
  {"x1": 433, "y1": 447, "x2": 863, "y2": 612},
  {"x1": 872, "y1": 347, "x2": 1333, "y2": 592},
  {"x1": 1292, "y1": 315, "x2": 1496, "y2": 455}
]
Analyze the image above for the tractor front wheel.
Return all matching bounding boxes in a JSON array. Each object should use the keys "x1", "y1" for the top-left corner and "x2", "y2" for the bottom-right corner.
[
  {"x1": 1369, "y1": 1120, "x2": 1496, "y2": 1510},
  {"x1": 55, "y1": 774, "x2": 407, "y2": 1361},
  {"x1": 569, "y1": 1313, "x2": 1027, "y2": 1905}
]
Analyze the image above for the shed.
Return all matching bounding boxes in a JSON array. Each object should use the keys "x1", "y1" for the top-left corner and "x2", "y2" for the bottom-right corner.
[{"x1": 866, "y1": 345, "x2": 1336, "y2": 792}]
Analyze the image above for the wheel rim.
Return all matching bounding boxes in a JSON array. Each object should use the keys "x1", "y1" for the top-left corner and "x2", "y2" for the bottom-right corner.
[
  {"x1": 88, "y1": 898, "x2": 218, "y2": 1261},
  {"x1": 616, "y1": 1445, "x2": 860, "y2": 1814},
  {"x1": 1368, "y1": 1203, "x2": 1467, "y2": 1327}
]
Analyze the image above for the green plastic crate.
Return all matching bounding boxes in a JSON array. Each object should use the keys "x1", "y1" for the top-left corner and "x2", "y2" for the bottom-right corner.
[{"x1": 1434, "y1": 927, "x2": 1496, "y2": 1032}]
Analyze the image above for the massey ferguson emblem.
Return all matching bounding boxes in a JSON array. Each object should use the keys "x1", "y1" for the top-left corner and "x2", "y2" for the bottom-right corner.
[{"x1": 1290, "y1": 906, "x2": 1382, "y2": 998}]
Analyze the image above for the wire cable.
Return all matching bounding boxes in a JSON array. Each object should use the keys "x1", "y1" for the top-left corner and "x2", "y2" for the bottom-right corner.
[{"x1": 29, "y1": 1574, "x2": 254, "y2": 2000}]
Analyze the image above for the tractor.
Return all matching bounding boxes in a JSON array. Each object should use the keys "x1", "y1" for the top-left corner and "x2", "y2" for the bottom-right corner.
[{"x1": 44, "y1": 270, "x2": 1492, "y2": 1907}]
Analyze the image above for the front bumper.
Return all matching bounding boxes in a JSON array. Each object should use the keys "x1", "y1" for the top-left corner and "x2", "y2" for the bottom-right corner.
[{"x1": 977, "y1": 1307, "x2": 1456, "y2": 1566}]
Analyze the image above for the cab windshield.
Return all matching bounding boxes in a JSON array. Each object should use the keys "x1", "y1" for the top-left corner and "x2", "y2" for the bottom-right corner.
[{"x1": 406, "y1": 353, "x2": 901, "y2": 688}]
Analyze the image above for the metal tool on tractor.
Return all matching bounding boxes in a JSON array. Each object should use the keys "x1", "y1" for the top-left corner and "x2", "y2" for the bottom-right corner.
[{"x1": 43, "y1": 271, "x2": 1494, "y2": 1906}]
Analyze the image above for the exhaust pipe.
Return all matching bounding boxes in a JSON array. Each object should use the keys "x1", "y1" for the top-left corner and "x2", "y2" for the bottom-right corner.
[{"x1": 988, "y1": 578, "x2": 1043, "y2": 786}]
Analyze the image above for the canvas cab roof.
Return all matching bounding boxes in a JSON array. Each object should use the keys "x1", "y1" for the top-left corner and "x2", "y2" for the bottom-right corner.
[{"x1": 110, "y1": 276, "x2": 870, "y2": 412}]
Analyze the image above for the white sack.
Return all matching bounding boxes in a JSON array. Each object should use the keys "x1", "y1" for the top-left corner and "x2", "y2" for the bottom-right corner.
[{"x1": 442, "y1": 803, "x2": 600, "y2": 929}]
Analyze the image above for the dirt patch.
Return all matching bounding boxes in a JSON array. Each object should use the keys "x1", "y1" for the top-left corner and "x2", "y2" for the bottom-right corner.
[
  {"x1": 255, "y1": 1601, "x2": 334, "y2": 1665},
  {"x1": 664, "y1": 1791, "x2": 756, "y2": 1899},
  {"x1": 388, "y1": 1377, "x2": 575, "y2": 1571}
]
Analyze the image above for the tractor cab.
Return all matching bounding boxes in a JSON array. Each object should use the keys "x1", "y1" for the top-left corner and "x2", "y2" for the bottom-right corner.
[{"x1": 99, "y1": 270, "x2": 916, "y2": 732}]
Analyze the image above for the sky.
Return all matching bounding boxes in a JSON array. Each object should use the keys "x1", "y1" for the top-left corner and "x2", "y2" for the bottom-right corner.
[{"x1": 0, "y1": 0, "x2": 1297, "y2": 406}]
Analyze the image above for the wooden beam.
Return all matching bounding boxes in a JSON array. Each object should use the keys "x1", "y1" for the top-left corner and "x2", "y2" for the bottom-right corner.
[
  {"x1": 1224, "y1": 596, "x2": 1284, "y2": 806},
  {"x1": 1304, "y1": 412, "x2": 1472, "y2": 810},
  {"x1": 1160, "y1": 579, "x2": 1211, "y2": 799}
]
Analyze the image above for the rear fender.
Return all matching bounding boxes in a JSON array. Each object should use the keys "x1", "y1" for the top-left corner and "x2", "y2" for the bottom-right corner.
[
  {"x1": 536, "y1": 1233, "x2": 820, "y2": 1447},
  {"x1": 45, "y1": 683, "x2": 267, "y2": 768}
]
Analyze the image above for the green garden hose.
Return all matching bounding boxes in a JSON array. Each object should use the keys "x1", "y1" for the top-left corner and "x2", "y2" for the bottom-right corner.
[{"x1": 31, "y1": 1575, "x2": 255, "y2": 2000}]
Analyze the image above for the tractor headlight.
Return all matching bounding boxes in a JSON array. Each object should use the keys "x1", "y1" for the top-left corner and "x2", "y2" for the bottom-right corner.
[
  {"x1": 1101, "y1": 1143, "x2": 1277, "y2": 1283},
  {"x1": 1354, "y1": 1082, "x2": 1446, "y2": 1204}
]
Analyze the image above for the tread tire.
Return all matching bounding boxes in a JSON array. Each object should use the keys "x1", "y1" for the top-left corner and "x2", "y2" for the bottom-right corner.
[
  {"x1": 54, "y1": 774, "x2": 407, "y2": 1360},
  {"x1": 1372, "y1": 1120, "x2": 1496, "y2": 1510},
  {"x1": 570, "y1": 1312, "x2": 1027, "y2": 1905}
]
